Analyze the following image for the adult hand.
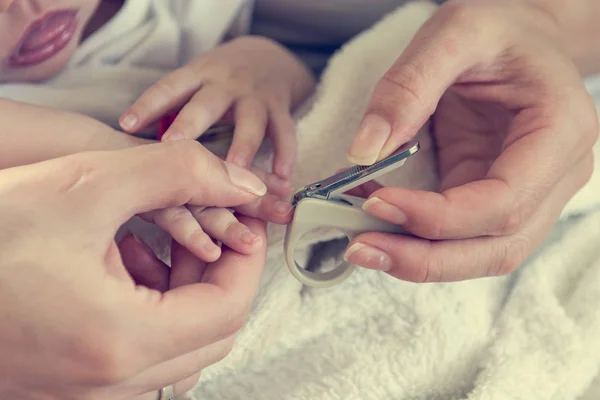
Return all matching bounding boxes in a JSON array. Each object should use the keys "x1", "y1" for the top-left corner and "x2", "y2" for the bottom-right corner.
[
  {"x1": 345, "y1": 0, "x2": 598, "y2": 282},
  {"x1": 0, "y1": 141, "x2": 267, "y2": 399}
]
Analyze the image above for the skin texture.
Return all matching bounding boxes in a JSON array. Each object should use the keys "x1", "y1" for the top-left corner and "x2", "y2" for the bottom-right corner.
[
  {"x1": 345, "y1": 0, "x2": 599, "y2": 282},
  {"x1": 0, "y1": 142, "x2": 270, "y2": 400}
]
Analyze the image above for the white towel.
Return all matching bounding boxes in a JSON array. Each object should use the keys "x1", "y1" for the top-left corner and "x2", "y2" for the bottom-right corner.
[{"x1": 185, "y1": 2, "x2": 600, "y2": 399}]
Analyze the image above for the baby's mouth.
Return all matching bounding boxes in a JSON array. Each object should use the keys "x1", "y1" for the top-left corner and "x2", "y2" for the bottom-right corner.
[{"x1": 9, "y1": 9, "x2": 79, "y2": 68}]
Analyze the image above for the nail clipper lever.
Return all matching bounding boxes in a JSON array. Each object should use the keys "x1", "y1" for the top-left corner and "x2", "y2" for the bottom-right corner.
[{"x1": 285, "y1": 141, "x2": 420, "y2": 288}]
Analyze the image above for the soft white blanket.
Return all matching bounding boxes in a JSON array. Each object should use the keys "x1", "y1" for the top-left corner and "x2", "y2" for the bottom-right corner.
[{"x1": 186, "y1": 2, "x2": 600, "y2": 399}]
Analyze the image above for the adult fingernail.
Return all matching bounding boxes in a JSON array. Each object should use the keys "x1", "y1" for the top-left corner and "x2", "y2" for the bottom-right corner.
[
  {"x1": 275, "y1": 200, "x2": 293, "y2": 215},
  {"x1": 164, "y1": 131, "x2": 185, "y2": 141},
  {"x1": 362, "y1": 197, "x2": 407, "y2": 225},
  {"x1": 224, "y1": 162, "x2": 267, "y2": 196},
  {"x1": 347, "y1": 114, "x2": 391, "y2": 165},
  {"x1": 344, "y1": 243, "x2": 392, "y2": 271},
  {"x1": 120, "y1": 113, "x2": 138, "y2": 130},
  {"x1": 203, "y1": 240, "x2": 219, "y2": 252}
]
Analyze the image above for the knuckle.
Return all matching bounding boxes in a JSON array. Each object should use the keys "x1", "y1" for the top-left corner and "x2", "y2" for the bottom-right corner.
[
  {"x1": 497, "y1": 211, "x2": 524, "y2": 236},
  {"x1": 421, "y1": 249, "x2": 443, "y2": 283},
  {"x1": 495, "y1": 188, "x2": 536, "y2": 236},
  {"x1": 53, "y1": 155, "x2": 97, "y2": 195},
  {"x1": 381, "y1": 62, "x2": 436, "y2": 117},
  {"x1": 162, "y1": 141, "x2": 212, "y2": 200},
  {"x1": 164, "y1": 206, "x2": 190, "y2": 223},
  {"x1": 493, "y1": 236, "x2": 529, "y2": 276}
]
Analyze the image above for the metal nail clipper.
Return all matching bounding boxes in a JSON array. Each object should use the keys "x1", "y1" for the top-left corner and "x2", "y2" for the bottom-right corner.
[{"x1": 285, "y1": 141, "x2": 420, "y2": 288}]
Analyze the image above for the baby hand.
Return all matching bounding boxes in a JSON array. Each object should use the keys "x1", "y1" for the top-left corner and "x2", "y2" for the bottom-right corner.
[
  {"x1": 140, "y1": 205, "x2": 262, "y2": 263},
  {"x1": 119, "y1": 36, "x2": 315, "y2": 180}
]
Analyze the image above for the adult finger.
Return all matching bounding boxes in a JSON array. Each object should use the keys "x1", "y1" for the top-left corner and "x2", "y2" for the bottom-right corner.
[
  {"x1": 226, "y1": 97, "x2": 268, "y2": 168},
  {"x1": 347, "y1": 3, "x2": 501, "y2": 165},
  {"x1": 142, "y1": 206, "x2": 221, "y2": 262},
  {"x1": 346, "y1": 153, "x2": 593, "y2": 281},
  {"x1": 119, "y1": 65, "x2": 204, "y2": 133},
  {"x1": 44, "y1": 141, "x2": 267, "y2": 230},
  {"x1": 127, "y1": 216, "x2": 266, "y2": 365},
  {"x1": 161, "y1": 84, "x2": 236, "y2": 141},
  {"x1": 364, "y1": 108, "x2": 597, "y2": 240}
]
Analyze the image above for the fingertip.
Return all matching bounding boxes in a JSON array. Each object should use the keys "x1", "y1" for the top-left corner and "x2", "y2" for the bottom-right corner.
[
  {"x1": 119, "y1": 112, "x2": 139, "y2": 132},
  {"x1": 222, "y1": 222, "x2": 263, "y2": 255},
  {"x1": 274, "y1": 160, "x2": 294, "y2": 179},
  {"x1": 195, "y1": 245, "x2": 221, "y2": 263},
  {"x1": 188, "y1": 235, "x2": 222, "y2": 263}
]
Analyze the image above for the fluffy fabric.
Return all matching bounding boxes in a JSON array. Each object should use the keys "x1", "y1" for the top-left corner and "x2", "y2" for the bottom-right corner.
[{"x1": 183, "y1": 2, "x2": 600, "y2": 399}]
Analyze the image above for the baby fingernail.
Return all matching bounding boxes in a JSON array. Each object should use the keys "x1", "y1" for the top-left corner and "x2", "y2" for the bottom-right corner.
[
  {"x1": 347, "y1": 114, "x2": 392, "y2": 165},
  {"x1": 231, "y1": 154, "x2": 249, "y2": 168},
  {"x1": 362, "y1": 197, "x2": 407, "y2": 225},
  {"x1": 344, "y1": 243, "x2": 392, "y2": 271},
  {"x1": 240, "y1": 228, "x2": 260, "y2": 245},
  {"x1": 204, "y1": 240, "x2": 218, "y2": 252},
  {"x1": 164, "y1": 131, "x2": 185, "y2": 141},
  {"x1": 275, "y1": 200, "x2": 293, "y2": 215},
  {"x1": 224, "y1": 162, "x2": 267, "y2": 196},
  {"x1": 120, "y1": 113, "x2": 138, "y2": 130}
]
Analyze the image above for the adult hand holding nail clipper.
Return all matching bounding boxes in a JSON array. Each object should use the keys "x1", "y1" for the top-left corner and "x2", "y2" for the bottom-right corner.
[
  {"x1": 0, "y1": 141, "x2": 268, "y2": 399},
  {"x1": 345, "y1": 0, "x2": 599, "y2": 282}
]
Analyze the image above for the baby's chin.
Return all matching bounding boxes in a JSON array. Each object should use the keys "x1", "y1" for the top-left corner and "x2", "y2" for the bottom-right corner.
[{"x1": 0, "y1": 35, "x2": 80, "y2": 83}]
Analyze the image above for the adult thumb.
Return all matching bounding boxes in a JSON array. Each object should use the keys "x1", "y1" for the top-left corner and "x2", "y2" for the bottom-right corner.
[
  {"x1": 29, "y1": 140, "x2": 267, "y2": 230},
  {"x1": 347, "y1": 3, "x2": 497, "y2": 165}
]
